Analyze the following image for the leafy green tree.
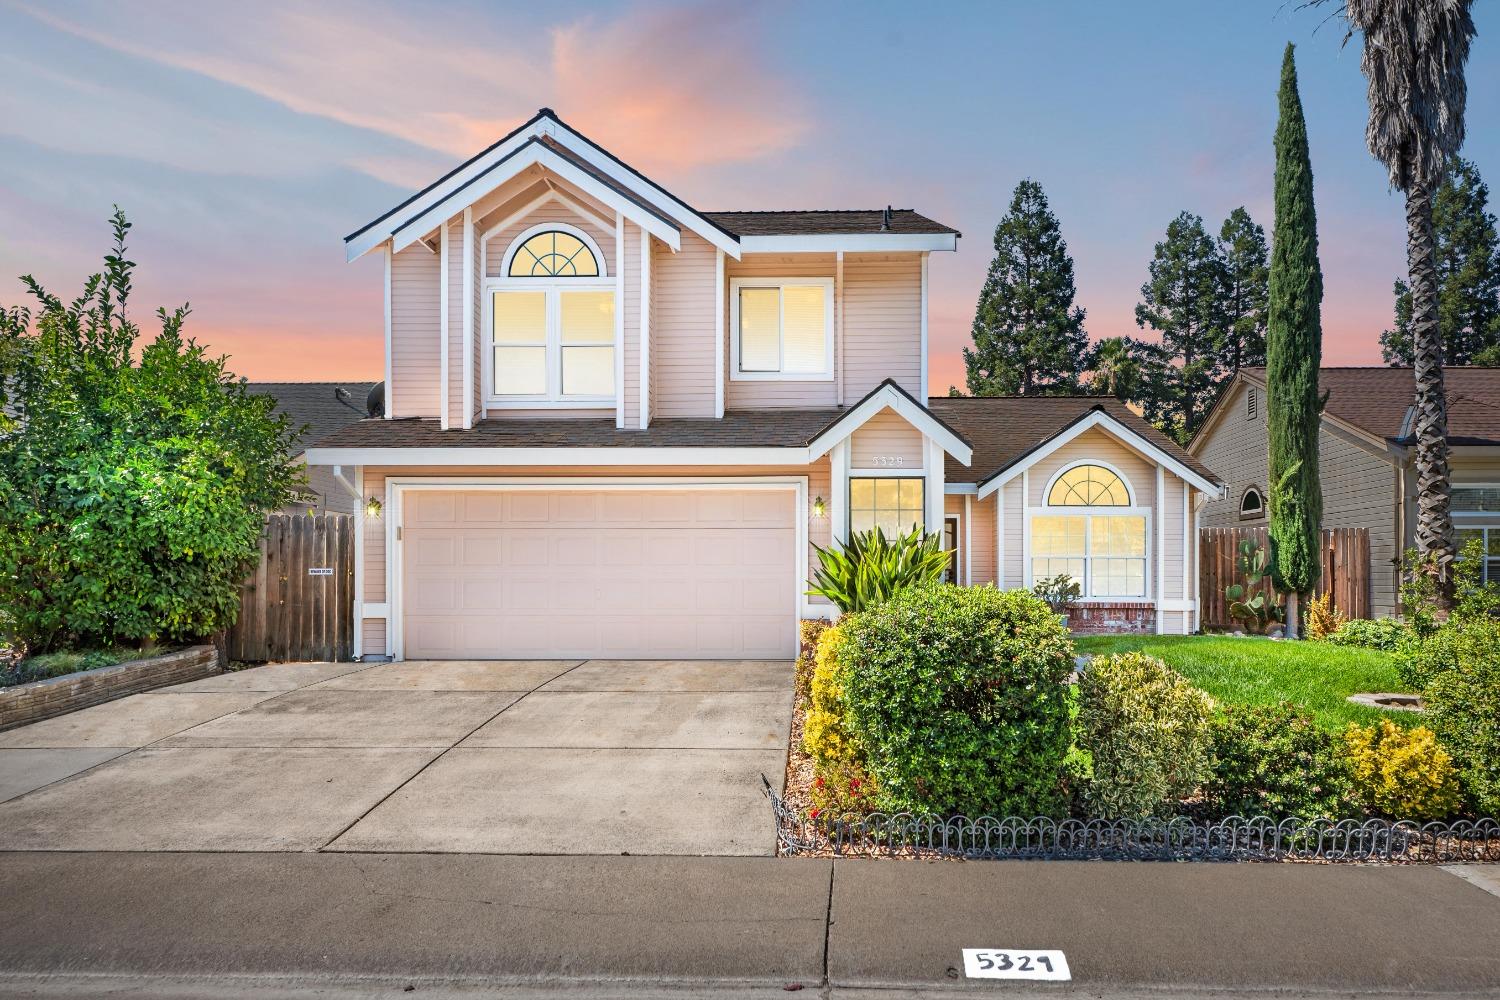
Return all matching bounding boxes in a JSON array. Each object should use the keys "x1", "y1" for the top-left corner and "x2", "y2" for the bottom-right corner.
[
  {"x1": 0, "y1": 210, "x2": 301, "y2": 653},
  {"x1": 1381, "y1": 159, "x2": 1500, "y2": 366},
  {"x1": 965, "y1": 179, "x2": 1089, "y2": 396},
  {"x1": 1135, "y1": 211, "x2": 1226, "y2": 437},
  {"x1": 1217, "y1": 207, "x2": 1270, "y2": 373},
  {"x1": 1474, "y1": 343, "x2": 1500, "y2": 367},
  {"x1": 1266, "y1": 44, "x2": 1325, "y2": 640}
]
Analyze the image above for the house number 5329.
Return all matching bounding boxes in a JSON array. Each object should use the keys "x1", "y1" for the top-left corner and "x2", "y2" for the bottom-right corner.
[{"x1": 872, "y1": 456, "x2": 904, "y2": 467}]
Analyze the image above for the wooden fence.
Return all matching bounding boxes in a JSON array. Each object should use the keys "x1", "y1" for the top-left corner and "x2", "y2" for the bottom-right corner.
[
  {"x1": 225, "y1": 514, "x2": 356, "y2": 663},
  {"x1": 1199, "y1": 525, "x2": 1370, "y2": 630}
]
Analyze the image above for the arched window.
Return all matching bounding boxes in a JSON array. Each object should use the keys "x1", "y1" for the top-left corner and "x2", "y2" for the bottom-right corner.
[
  {"x1": 1047, "y1": 463, "x2": 1131, "y2": 506},
  {"x1": 488, "y1": 223, "x2": 614, "y2": 403},
  {"x1": 1240, "y1": 486, "x2": 1265, "y2": 520},
  {"x1": 1032, "y1": 462, "x2": 1147, "y2": 599},
  {"x1": 507, "y1": 229, "x2": 601, "y2": 277}
]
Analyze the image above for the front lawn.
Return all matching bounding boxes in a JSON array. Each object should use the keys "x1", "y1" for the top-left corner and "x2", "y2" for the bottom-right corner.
[{"x1": 1071, "y1": 634, "x2": 1413, "y2": 732}]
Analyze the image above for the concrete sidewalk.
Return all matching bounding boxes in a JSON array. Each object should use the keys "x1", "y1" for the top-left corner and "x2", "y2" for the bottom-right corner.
[{"x1": 1, "y1": 853, "x2": 1498, "y2": 998}]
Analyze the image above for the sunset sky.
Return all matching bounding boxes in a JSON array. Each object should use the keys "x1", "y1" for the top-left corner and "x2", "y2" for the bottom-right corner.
[{"x1": 2, "y1": 1, "x2": 1497, "y2": 394}]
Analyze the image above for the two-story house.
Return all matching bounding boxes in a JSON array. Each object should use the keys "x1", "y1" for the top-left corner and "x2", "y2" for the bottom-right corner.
[{"x1": 306, "y1": 109, "x2": 1223, "y2": 661}]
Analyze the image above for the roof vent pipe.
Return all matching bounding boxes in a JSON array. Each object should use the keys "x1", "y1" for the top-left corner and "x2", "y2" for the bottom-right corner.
[{"x1": 880, "y1": 205, "x2": 892, "y2": 232}]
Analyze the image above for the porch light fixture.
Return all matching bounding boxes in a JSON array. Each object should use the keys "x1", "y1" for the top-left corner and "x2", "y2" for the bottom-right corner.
[
  {"x1": 364, "y1": 495, "x2": 383, "y2": 519},
  {"x1": 811, "y1": 495, "x2": 827, "y2": 519}
]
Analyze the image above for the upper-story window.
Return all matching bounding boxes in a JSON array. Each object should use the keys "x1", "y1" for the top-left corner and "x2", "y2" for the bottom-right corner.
[
  {"x1": 1031, "y1": 462, "x2": 1148, "y2": 599},
  {"x1": 488, "y1": 224, "x2": 614, "y2": 405},
  {"x1": 729, "y1": 277, "x2": 833, "y2": 381}
]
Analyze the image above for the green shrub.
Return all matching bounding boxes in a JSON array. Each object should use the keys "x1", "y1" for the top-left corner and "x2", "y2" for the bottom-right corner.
[
  {"x1": 1328, "y1": 617, "x2": 1411, "y2": 652},
  {"x1": 1344, "y1": 720, "x2": 1464, "y2": 820},
  {"x1": 1204, "y1": 702, "x2": 1353, "y2": 819},
  {"x1": 1076, "y1": 652, "x2": 1214, "y2": 819},
  {"x1": 0, "y1": 212, "x2": 300, "y2": 653},
  {"x1": 836, "y1": 585, "x2": 1074, "y2": 817},
  {"x1": 1422, "y1": 616, "x2": 1500, "y2": 816},
  {"x1": 807, "y1": 527, "x2": 949, "y2": 614},
  {"x1": 794, "y1": 618, "x2": 830, "y2": 705}
]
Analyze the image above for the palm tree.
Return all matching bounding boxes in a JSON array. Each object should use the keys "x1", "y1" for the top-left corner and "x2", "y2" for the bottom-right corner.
[
  {"x1": 1332, "y1": 0, "x2": 1476, "y2": 598},
  {"x1": 1086, "y1": 336, "x2": 1143, "y2": 400}
]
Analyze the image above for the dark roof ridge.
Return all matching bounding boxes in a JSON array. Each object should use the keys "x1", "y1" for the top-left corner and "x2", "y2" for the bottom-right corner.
[{"x1": 706, "y1": 208, "x2": 920, "y2": 215}]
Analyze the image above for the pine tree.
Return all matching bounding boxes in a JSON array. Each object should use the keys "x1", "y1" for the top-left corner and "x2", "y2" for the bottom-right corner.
[
  {"x1": 965, "y1": 180, "x2": 1089, "y2": 396},
  {"x1": 1266, "y1": 43, "x2": 1324, "y2": 639},
  {"x1": 1134, "y1": 211, "x2": 1226, "y2": 436},
  {"x1": 1217, "y1": 207, "x2": 1270, "y2": 373},
  {"x1": 1381, "y1": 158, "x2": 1500, "y2": 366}
]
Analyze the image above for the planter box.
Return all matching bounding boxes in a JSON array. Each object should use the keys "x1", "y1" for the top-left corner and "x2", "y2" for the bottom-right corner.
[
  {"x1": 1066, "y1": 602, "x2": 1155, "y2": 634},
  {"x1": 0, "y1": 645, "x2": 220, "y2": 732}
]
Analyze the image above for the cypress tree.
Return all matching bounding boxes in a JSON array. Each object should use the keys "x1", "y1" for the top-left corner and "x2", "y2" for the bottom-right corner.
[{"x1": 1266, "y1": 43, "x2": 1324, "y2": 639}]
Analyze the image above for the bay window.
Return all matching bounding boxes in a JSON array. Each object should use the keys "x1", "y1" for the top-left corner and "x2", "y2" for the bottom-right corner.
[
  {"x1": 1029, "y1": 463, "x2": 1149, "y2": 599},
  {"x1": 730, "y1": 278, "x2": 833, "y2": 380}
]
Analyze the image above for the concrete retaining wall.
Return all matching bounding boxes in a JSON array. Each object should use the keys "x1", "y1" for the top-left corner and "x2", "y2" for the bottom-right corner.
[{"x1": 0, "y1": 646, "x2": 220, "y2": 732}]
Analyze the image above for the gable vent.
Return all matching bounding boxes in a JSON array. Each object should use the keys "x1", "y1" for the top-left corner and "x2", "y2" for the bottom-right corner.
[{"x1": 1247, "y1": 386, "x2": 1258, "y2": 420}]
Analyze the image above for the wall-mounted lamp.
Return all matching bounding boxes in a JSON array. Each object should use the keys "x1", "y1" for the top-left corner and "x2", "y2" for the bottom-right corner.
[
  {"x1": 811, "y1": 495, "x2": 827, "y2": 519},
  {"x1": 364, "y1": 495, "x2": 383, "y2": 519}
]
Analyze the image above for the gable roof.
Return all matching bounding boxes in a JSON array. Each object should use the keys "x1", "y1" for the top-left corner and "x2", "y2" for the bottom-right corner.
[
  {"x1": 346, "y1": 109, "x2": 959, "y2": 261},
  {"x1": 808, "y1": 378, "x2": 971, "y2": 465},
  {"x1": 928, "y1": 395, "x2": 1222, "y2": 493},
  {"x1": 1224, "y1": 367, "x2": 1500, "y2": 448},
  {"x1": 246, "y1": 382, "x2": 376, "y2": 458}
]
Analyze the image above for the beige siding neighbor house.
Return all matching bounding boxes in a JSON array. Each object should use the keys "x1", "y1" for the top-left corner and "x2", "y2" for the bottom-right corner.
[
  {"x1": 1190, "y1": 367, "x2": 1500, "y2": 618},
  {"x1": 306, "y1": 109, "x2": 1222, "y2": 661}
]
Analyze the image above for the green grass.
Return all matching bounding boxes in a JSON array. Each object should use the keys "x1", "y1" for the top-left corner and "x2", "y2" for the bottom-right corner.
[
  {"x1": 0, "y1": 646, "x2": 162, "y2": 688},
  {"x1": 1071, "y1": 634, "x2": 1414, "y2": 732}
]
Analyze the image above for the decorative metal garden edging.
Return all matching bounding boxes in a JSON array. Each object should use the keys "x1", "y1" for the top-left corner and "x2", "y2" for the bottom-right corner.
[{"x1": 761, "y1": 777, "x2": 1500, "y2": 863}]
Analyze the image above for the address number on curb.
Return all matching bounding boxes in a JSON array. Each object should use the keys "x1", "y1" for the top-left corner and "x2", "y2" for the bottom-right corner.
[{"x1": 961, "y1": 949, "x2": 1070, "y2": 980}]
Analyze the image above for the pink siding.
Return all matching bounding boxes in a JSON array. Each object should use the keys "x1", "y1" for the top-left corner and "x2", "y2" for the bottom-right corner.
[
  {"x1": 649, "y1": 233, "x2": 719, "y2": 419},
  {"x1": 623, "y1": 222, "x2": 641, "y2": 423},
  {"x1": 390, "y1": 243, "x2": 439, "y2": 418},
  {"x1": 724, "y1": 253, "x2": 838, "y2": 410},
  {"x1": 850, "y1": 408, "x2": 925, "y2": 469},
  {"x1": 843, "y1": 253, "x2": 922, "y2": 399},
  {"x1": 357, "y1": 460, "x2": 832, "y2": 655},
  {"x1": 445, "y1": 217, "x2": 464, "y2": 428},
  {"x1": 942, "y1": 494, "x2": 996, "y2": 586},
  {"x1": 1000, "y1": 479, "x2": 1024, "y2": 586}
]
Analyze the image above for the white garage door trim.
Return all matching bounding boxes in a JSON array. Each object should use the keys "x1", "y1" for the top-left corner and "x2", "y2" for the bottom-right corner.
[{"x1": 384, "y1": 476, "x2": 809, "y2": 661}]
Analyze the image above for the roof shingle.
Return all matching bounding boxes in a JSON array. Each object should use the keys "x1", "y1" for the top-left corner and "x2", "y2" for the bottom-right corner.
[
  {"x1": 703, "y1": 209, "x2": 959, "y2": 237},
  {"x1": 1239, "y1": 367, "x2": 1500, "y2": 446}
]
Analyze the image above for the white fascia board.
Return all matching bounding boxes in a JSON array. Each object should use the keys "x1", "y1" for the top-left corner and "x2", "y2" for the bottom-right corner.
[
  {"x1": 975, "y1": 410, "x2": 1220, "y2": 499},
  {"x1": 806, "y1": 384, "x2": 972, "y2": 466},
  {"x1": 304, "y1": 446, "x2": 812, "y2": 467},
  {"x1": 546, "y1": 120, "x2": 742, "y2": 259},
  {"x1": 737, "y1": 233, "x2": 958, "y2": 254},
  {"x1": 391, "y1": 145, "x2": 681, "y2": 257}
]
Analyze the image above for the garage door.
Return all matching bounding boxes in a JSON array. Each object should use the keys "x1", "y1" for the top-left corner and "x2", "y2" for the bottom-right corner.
[{"x1": 399, "y1": 487, "x2": 798, "y2": 659}]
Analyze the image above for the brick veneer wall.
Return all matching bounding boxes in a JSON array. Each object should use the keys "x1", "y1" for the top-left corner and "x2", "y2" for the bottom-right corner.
[
  {"x1": 1066, "y1": 602, "x2": 1155, "y2": 634},
  {"x1": 0, "y1": 645, "x2": 220, "y2": 732}
]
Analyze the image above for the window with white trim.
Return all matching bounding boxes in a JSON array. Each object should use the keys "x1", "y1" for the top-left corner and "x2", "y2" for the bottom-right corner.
[
  {"x1": 730, "y1": 278, "x2": 833, "y2": 380},
  {"x1": 1030, "y1": 463, "x2": 1148, "y2": 599},
  {"x1": 488, "y1": 225, "x2": 614, "y2": 403},
  {"x1": 1455, "y1": 485, "x2": 1500, "y2": 583},
  {"x1": 1240, "y1": 486, "x2": 1265, "y2": 520},
  {"x1": 850, "y1": 477, "x2": 924, "y2": 535}
]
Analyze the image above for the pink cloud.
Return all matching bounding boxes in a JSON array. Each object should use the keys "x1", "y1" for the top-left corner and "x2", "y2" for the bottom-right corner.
[{"x1": 551, "y1": 4, "x2": 811, "y2": 174}]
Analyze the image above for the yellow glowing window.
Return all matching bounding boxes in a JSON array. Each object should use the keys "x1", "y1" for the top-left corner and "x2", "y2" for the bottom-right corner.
[
  {"x1": 508, "y1": 230, "x2": 600, "y2": 277},
  {"x1": 1047, "y1": 465, "x2": 1130, "y2": 506},
  {"x1": 849, "y1": 477, "x2": 924, "y2": 536}
]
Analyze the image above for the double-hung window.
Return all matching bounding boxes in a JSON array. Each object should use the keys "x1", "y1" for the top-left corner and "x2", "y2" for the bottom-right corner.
[
  {"x1": 1454, "y1": 485, "x2": 1500, "y2": 583},
  {"x1": 730, "y1": 278, "x2": 833, "y2": 380},
  {"x1": 488, "y1": 226, "x2": 615, "y2": 404},
  {"x1": 1029, "y1": 463, "x2": 1149, "y2": 599}
]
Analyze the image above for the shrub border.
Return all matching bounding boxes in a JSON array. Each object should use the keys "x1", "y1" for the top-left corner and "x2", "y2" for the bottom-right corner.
[
  {"x1": 0, "y1": 645, "x2": 220, "y2": 732},
  {"x1": 762, "y1": 777, "x2": 1499, "y2": 863}
]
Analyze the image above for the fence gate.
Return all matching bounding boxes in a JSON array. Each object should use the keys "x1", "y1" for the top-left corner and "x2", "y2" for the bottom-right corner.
[
  {"x1": 225, "y1": 513, "x2": 355, "y2": 662},
  {"x1": 1198, "y1": 525, "x2": 1370, "y2": 630}
]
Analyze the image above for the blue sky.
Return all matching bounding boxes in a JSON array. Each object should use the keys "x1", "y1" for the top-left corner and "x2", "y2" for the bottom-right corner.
[{"x1": 1, "y1": 0, "x2": 1495, "y2": 390}]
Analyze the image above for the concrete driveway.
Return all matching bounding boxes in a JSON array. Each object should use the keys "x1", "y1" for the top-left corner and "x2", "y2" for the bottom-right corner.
[{"x1": 0, "y1": 659, "x2": 792, "y2": 856}]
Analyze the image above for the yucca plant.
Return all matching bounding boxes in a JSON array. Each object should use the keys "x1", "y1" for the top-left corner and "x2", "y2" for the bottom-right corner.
[{"x1": 807, "y1": 526, "x2": 950, "y2": 614}]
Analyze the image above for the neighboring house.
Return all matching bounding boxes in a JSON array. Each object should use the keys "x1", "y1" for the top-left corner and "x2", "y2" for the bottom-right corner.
[
  {"x1": 246, "y1": 382, "x2": 378, "y2": 514},
  {"x1": 1190, "y1": 366, "x2": 1500, "y2": 618},
  {"x1": 306, "y1": 108, "x2": 1222, "y2": 661}
]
